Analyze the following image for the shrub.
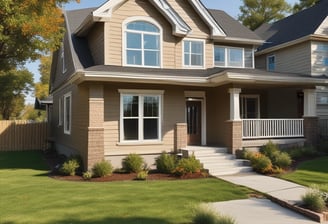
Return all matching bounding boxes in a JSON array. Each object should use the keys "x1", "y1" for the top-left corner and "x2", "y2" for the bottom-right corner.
[
  {"x1": 82, "y1": 171, "x2": 92, "y2": 180},
  {"x1": 135, "y1": 170, "x2": 148, "y2": 180},
  {"x1": 92, "y1": 160, "x2": 113, "y2": 177},
  {"x1": 272, "y1": 152, "x2": 292, "y2": 169},
  {"x1": 260, "y1": 141, "x2": 279, "y2": 159},
  {"x1": 250, "y1": 153, "x2": 272, "y2": 174},
  {"x1": 174, "y1": 154, "x2": 202, "y2": 176},
  {"x1": 302, "y1": 186, "x2": 326, "y2": 213},
  {"x1": 59, "y1": 158, "x2": 80, "y2": 176},
  {"x1": 155, "y1": 152, "x2": 177, "y2": 174},
  {"x1": 122, "y1": 153, "x2": 145, "y2": 173},
  {"x1": 192, "y1": 204, "x2": 236, "y2": 224}
]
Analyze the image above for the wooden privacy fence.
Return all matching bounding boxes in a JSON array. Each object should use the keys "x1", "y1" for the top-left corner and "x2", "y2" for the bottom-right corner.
[{"x1": 0, "y1": 120, "x2": 48, "y2": 151}]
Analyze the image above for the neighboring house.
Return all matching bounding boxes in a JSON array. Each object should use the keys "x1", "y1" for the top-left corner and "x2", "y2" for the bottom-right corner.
[
  {"x1": 50, "y1": 0, "x2": 328, "y2": 170},
  {"x1": 255, "y1": 0, "x2": 328, "y2": 119}
]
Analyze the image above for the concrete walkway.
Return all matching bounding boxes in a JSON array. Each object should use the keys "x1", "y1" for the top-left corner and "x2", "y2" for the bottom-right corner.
[{"x1": 211, "y1": 172, "x2": 327, "y2": 223}]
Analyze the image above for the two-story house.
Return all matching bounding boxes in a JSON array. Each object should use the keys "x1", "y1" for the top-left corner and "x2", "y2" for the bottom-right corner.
[
  {"x1": 50, "y1": 0, "x2": 328, "y2": 170},
  {"x1": 255, "y1": 0, "x2": 328, "y2": 119}
]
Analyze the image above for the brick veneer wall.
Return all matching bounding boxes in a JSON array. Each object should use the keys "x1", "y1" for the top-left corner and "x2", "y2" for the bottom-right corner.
[
  {"x1": 224, "y1": 120, "x2": 242, "y2": 154},
  {"x1": 303, "y1": 116, "x2": 318, "y2": 146},
  {"x1": 175, "y1": 123, "x2": 187, "y2": 152}
]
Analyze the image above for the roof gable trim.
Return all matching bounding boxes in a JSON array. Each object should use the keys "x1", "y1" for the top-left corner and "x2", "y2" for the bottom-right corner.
[{"x1": 187, "y1": 0, "x2": 226, "y2": 37}]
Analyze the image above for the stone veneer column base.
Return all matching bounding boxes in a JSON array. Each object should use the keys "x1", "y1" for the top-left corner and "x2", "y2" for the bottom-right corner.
[
  {"x1": 87, "y1": 127, "x2": 105, "y2": 170},
  {"x1": 224, "y1": 120, "x2": 242, "y2": 154},
  {"x1": 303, "y1": 116, "x2": 318, "y2": 146},
  {"x1": 175, "y1": 123, "x2": 187, "y2": 153}
]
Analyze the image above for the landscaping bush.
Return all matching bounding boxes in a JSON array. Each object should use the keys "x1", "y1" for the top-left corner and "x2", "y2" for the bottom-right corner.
[
  {"x1": 122, "y1": 153, "x2": 145, "y2": 173},
  {"x1": 272, "y1": 151, "x2": 292, "y2": 169},
  {"x1": 260, "y1": 141, "x2": 280, "y2": 159},
  {"x1": 135, "y1": 170, "x2": 148, "y2": 180},
  {"x1": 59, "y1": 158, "x2": 80, "y2": 176},
  {"x1": 155, "y1": 152, "x2": 177, "y2": 174},
  {"x1": 250, "y1": 153, "x2": 272, "y2": 174},
  {"x1": 285, "y1": 146, "x2": 318, "y2": 159},
  {"x1": 92, "y1": 160, "x2": 113, "y2": 177},
  {"x1": 174, "y1": 154, "x2": 202, "y2": 176},
  {"x1": 302, "y1": 186, "x2": 326, "y2": 213},
  {"x1": 82, "y1": 171, "x2": 92, "y2": 180},
  {"x1": 192, "y1": 204, "x2": 236, "y2": 224}
]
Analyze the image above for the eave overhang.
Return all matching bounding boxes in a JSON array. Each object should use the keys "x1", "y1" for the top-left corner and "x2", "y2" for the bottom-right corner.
[
  {"x1": 67, "y1": 70, "x2": 328, "y2": 88},
  {"x1": 256, "y1": 34, "x2": 328, "y2": 56}
]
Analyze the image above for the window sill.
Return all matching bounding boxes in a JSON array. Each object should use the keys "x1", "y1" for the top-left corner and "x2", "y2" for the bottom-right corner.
[{"x1": 117, "y1": 141, "x2": 164, "y2": 146}]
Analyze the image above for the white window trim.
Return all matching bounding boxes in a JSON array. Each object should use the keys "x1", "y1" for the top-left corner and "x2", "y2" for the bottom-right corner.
[
  {"x1": 119, "y1": 89, "x2": 164, "y2": 144},
  {"x1": 63, "y1": 92, "x2": 72, "y2": 135},
  {"x1": 183, "y1": 38, "x2": 206, "y2": 69},
  {"x1": 122, "y1": 16, "x2": 163, "y2": 68},
  {"x1": 61, "y1": 48, "x2": 67, "y2": 74},
  {"x1": 240, "y1": 95, "x2": 260, "y2": 119},
  {"x1": 214, "y1": 45, "x2": 253, "y2": 68},
  {"x1": 267, "y1": 55, "x2": 276, "y2": 72},
  {"x1": 58, "y1": 97, "x2": 62, "y2": 126}
]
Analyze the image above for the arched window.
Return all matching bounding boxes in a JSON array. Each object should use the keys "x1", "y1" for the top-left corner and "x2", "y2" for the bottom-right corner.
[{"x1": 125, "y1": 21, "x2": 161, "y2": 67}]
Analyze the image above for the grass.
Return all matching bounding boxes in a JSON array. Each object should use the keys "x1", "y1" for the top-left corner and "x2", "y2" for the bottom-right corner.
[
  {"x1": 281, "y1": 156, "x2": 328, "y2": 192},
  {"x1": 0, "y1": 151, "x2": 251, "y2": 224}
]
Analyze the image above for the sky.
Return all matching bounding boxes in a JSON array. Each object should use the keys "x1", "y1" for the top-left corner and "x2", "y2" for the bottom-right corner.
[{"x1": 25, "y1": 0, "x2": 299, "y2": 104}]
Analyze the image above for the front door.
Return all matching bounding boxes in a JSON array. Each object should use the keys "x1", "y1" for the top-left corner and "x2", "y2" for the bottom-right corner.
[{"x1": 186, "y1": 101, "x2": 202, "y2": 145}]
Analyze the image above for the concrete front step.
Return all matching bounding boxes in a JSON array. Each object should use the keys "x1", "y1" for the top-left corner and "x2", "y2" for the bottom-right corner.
[{"x1": 182, "y1": 146, "x2": 252, "y2": 176}]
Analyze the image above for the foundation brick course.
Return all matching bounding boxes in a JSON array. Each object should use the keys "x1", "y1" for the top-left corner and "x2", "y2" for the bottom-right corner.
[
  {"x1": 303, "y1": 116, "x2": 318, "y2": 146},
  {"x1": 224, "y1": 120, "x2": 242, "y2": 154}
]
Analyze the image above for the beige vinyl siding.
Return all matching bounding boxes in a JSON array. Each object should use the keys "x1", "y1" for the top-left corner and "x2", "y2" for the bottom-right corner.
[
  {"x1": 87, "y1": 23, "x2": 105, "y2": 65},
  {"x1": 167, "y1": 0, "x2": 210, "y2": 39},
  {"x1": 105, "y1": 0, "x2": 176, "y2": 68},
  {"x1": 314, "y1": 16, "x2": 328, "y2": 35},
  {"x1": 103, "y1": 83, "x2": 206, "y2": 156},
  {"x1": 52, "y1": 84, "x2": 89, "y2": 164},
  {"x1": 255, "y1": 54, "x2": 267, "y2": 70},
  {"x1": 104, "y1": 0, "x2": 214, "y2": 69},
  {"x1": 256, "y1": 42, "x2": 312, "y2": 74}
]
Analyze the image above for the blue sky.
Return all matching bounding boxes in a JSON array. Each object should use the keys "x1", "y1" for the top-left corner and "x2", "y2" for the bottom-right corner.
[{"x1": 25, "y1": 0, "x2": 299, "y2": 104}]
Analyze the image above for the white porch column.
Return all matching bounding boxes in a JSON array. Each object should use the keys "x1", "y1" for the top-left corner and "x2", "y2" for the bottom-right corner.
[
  {"x1": 303, "y1": 89, "x2": 317, "y2": 117},
  {"x1": 228, "y1": 88, "x2": 241, "y2": 121}
]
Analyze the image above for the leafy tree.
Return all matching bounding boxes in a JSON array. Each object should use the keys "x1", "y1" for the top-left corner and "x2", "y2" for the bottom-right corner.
[
  {"x1": 238, "y1": 0, "x2": 291, "y2": 30},
  {"x1": 0, "y1": 69, "x2": 33, "y2": 120},
  {"x1": 0, "y1": 0, "x2": 79, "y2": 70},
  {"x1": 35, "y1": 55, "x2": 52, "y2": 100},
  {"x1": 293, "y1": 0, "x2": 320, "y2": 13}
]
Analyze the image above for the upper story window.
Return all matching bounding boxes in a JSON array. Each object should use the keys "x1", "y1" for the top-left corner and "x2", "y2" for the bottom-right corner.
[
  {"x1": 267, "y1": 55, "x2": 275, "y2": 71},
  {"x1": 184, "y1": 40, "x2": 204, "y2": 67},
  {"x1": 214, "y1": 46, "x2": 254, "y2": 68},
  {"x1": 125, "y1": 21, "x2": 161, "y2": 67},
  {"x1": 313, "y1": 43, "x2": 328, "y2": 75}
]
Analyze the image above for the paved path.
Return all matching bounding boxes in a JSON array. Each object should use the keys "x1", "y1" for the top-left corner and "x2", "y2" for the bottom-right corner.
[
  {"x1": 210, "y1": 198, "x2": 317, "y2": 224},
  {"x1": 210, "y1": 172, "x2": 327, "y2": 223}
]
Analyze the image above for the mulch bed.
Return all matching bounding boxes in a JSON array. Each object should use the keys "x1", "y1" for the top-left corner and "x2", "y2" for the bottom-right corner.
[{"x1": 44, "y1": 151, "x2": 208, "y2": 182}]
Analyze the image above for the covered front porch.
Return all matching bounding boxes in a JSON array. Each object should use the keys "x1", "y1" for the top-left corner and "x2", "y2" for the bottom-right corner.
[{"x1": 224, "y1": 87, "x2": 318, "y2": 153}]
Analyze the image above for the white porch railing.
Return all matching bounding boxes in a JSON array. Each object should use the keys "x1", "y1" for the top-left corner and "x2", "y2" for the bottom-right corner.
[{"x1": 242, "y1": 119, "x2": 304, "y2": 139}]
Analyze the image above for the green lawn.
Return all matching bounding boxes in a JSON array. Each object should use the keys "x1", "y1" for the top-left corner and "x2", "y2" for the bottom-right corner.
[
  {"x1": 281, "y1": 156, "x2": 328, "y2": 192},
  {"x1": 0, "y1": 151, "x2": 251, "y2": 224}
]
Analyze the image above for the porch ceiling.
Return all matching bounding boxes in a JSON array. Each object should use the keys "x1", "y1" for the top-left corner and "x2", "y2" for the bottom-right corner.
[{"x1": 71, "y1": 65, "x2": 328, "y2": 88}]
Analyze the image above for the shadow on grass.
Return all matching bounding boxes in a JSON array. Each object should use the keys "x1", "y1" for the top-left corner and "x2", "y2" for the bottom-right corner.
[
  {"x1": 0, "y1": 151, "x2": 48, "y2": 171},
  {"x1": 3, "y1": 217, "x2": 186, "y2": 224}
]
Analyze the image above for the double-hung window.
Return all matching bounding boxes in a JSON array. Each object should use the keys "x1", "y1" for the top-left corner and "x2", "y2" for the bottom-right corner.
[
  {"x1": 214, "y1": 46, "x2": 254, "y2": 68},
  {"x1": 184, "y1": 40, "x2": 204, "y2": 67},
  {"x1": 63, "y1": 92, "x2": 72, "y2": 135},
  {"x1": 267, "y1": 55, "x2": 275, "y2": 71},
  {"x1": 120, "y1": 90, "x2": 163, "y2": 142},
  {"x1": 125, "y1": 21, "x2": 160, "y2": 67}
]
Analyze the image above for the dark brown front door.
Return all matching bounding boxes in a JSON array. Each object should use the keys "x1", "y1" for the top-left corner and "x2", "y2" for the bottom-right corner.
[{"x1": 186, "y1": 101, "x2": 201, "y2": 145}]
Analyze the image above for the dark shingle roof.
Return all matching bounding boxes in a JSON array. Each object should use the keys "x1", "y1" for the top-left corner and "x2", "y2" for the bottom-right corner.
[
  {"x1": 255, "y1": 0, "x2": 328, "y2": 51},
  {"x1": 209, "y1": 9, "x2": 262, "y2": 41}
]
